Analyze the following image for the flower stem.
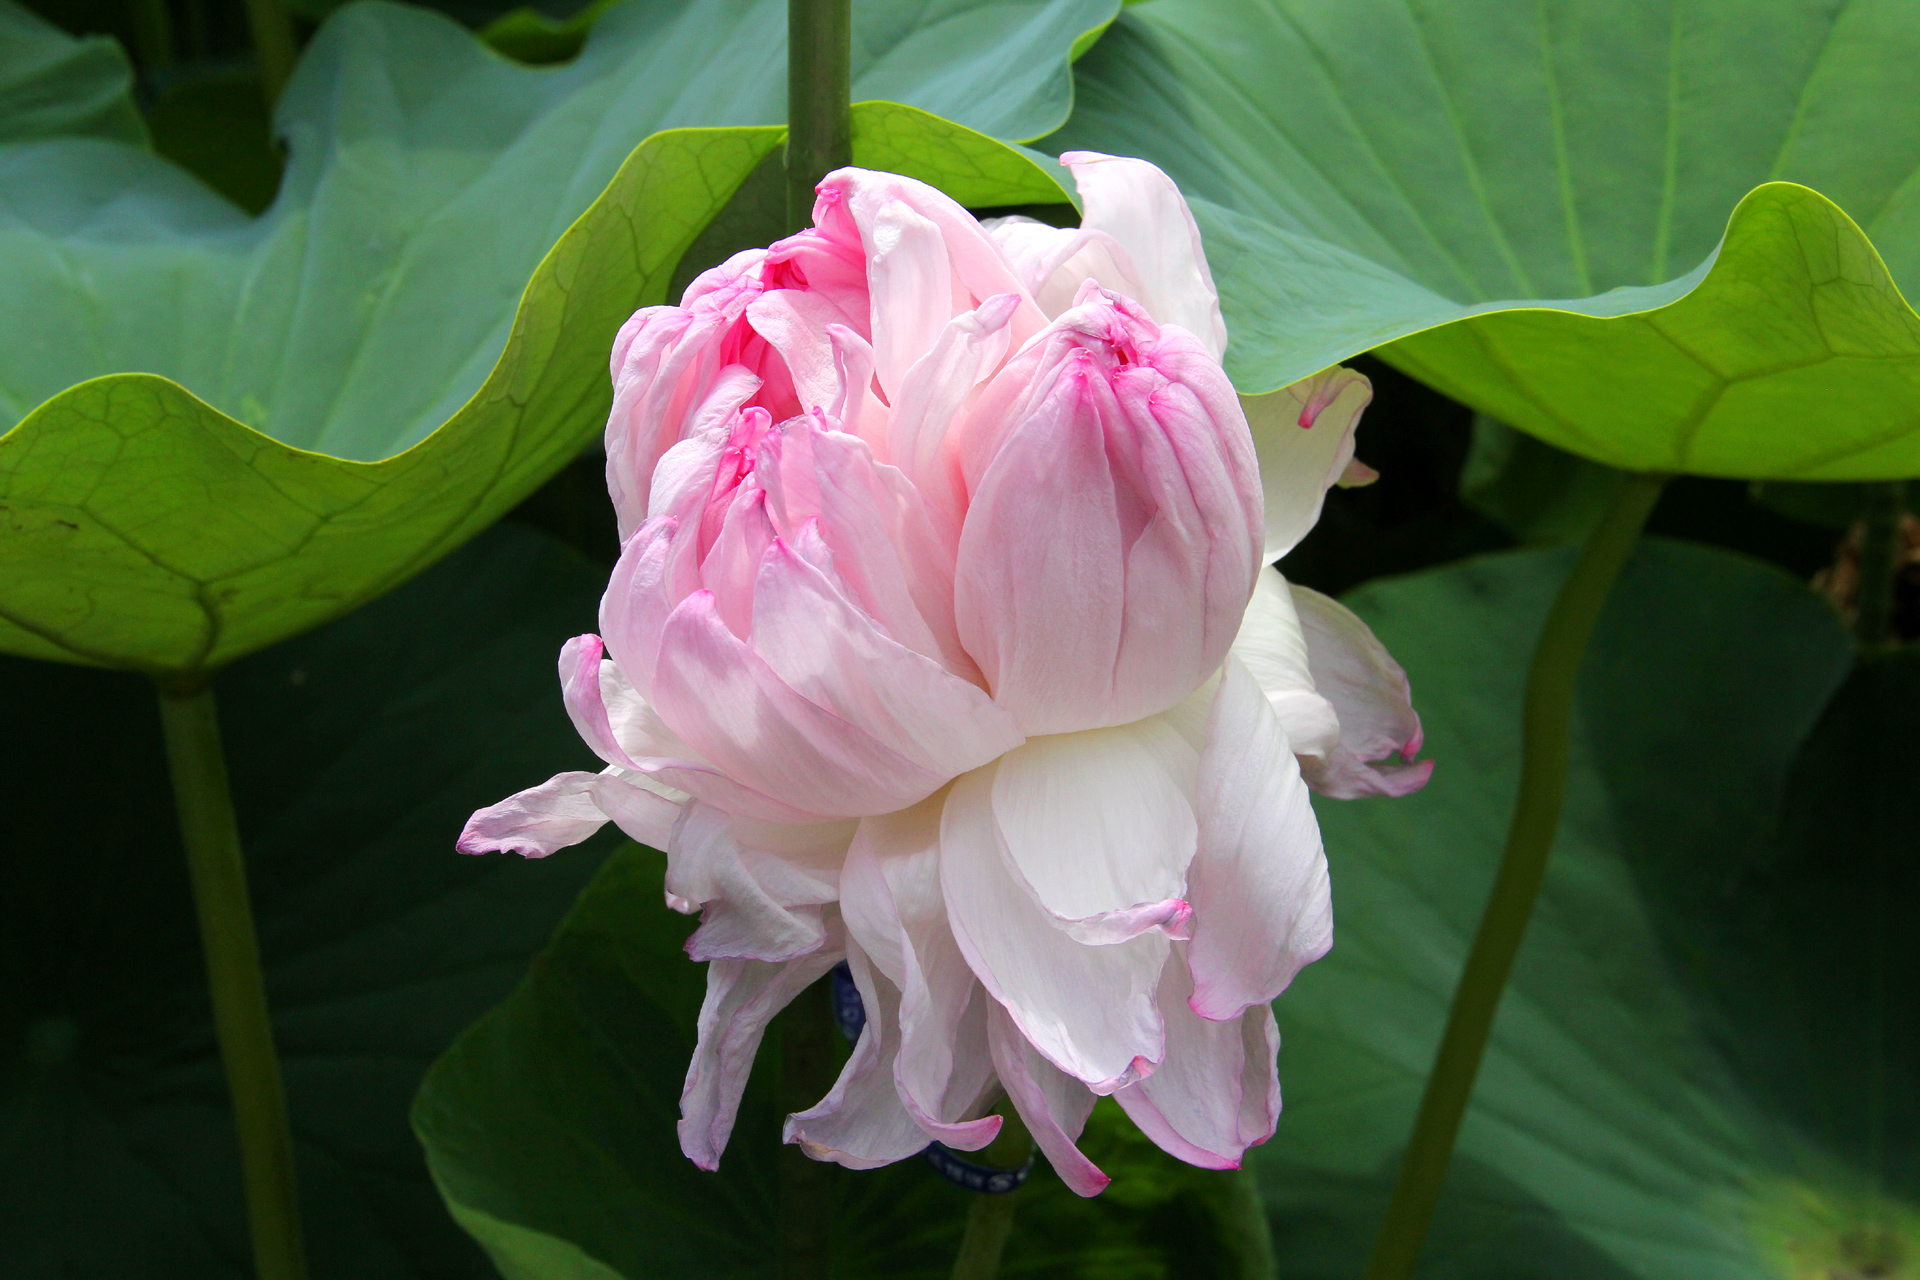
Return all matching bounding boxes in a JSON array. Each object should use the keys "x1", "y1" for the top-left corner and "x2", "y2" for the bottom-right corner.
[
  {"x1": 786, "y1": 0, "x2": 852, "y2": 233},
  {"x1": 156, "y1": 683, "x2": 308, "y2": 1280},
  {"x1": 1217, "y1": 1168, "x2": 1278, "y2": 1280},
  {"x1": 1362, "y1": 471, "x2": 1668, "y2": 1280},
  {"x1": 243, "y1": 0, "x2": 297, "y2": 107},
  {"x1": 948, "y1": 1110, "x2": 1033, "y2": 1280},
  {"x1": 778, "y1": 978, "x2": 837, "y2": 1280},
  {"x1": 1854, "y1": 480, "x2": 1907, "y2": 650}
]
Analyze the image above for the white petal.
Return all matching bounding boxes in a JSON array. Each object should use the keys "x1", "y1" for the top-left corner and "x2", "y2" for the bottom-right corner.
[
  {"x1": 988, "y1": 721, "x2": 1197, "y2": 936},
  {"x1": 456, "y1": 771, "x2": 610, "y2": 858},
  {"x1": 784, "y1": 944, "x2": 939, "y2": 1169},
  {"x1": 1115, "y1": 948, "x2": 1282, "y2": 1168},
  {"x1": 667, "y1": 803, "x2": 853, "y2": 962},
  {"x1": 1229, "y1": 567, "x2": 1341, "y2": 758},
  {"x1": 987, "y1": 999, "x2": 1109, "y2": 1197},
  {"x1": 1185, "y1": 656, "x2": 1330, "y2": 1021},
  {"x1": 840, "y1": 794, "x2": 1001, "y2": 1149},
  {"x1": 1244, "y1": 366, "x2": 1373, "y2": 561},
  {"x1": 680, "y1": 939, "x2": 844, "y2": 1170},
  {"x1": 1060, "y1": 150, "x2": 1227, "y2": 360},
  {"x1": 939, "y1": 763, "x2": 1167, "y2": 1090}
]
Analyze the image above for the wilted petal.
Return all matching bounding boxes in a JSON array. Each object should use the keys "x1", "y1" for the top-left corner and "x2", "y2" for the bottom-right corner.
[
  {"x1": 1116, "y1": 951, "x2": 1280, "y2": 1167},
  {"x1": 1060, "y1": 151, "x2": 1227, "y2": 360},
  {"x1": 784, "y1": 944, "x2": 942, "y2": 1168},
  {"x1": 940, "y1": 763, "x2": 1166, "y2": 1091},
  {"x1": 1292, "y1": 584, "x2": 1433, "y2": 799},
  {"x1": 841, "y1": 793, "x2": 1003, "y2": 1150},
  {"x1": 1184, "y1": 656, "x2": 1328, "y2": 1021},
  {"x1": 669, "y1": 803, "x2": 853, "y2": 962},
  {"x1": 681, "y1": 939, "x2": 844, "y2": 1170},
  {"x1": 456, "y1": 771, "x2": 611, "y2": 858},
  {"x1": 987, "y1": 1000, "x2": 1109, "y2": 1197},
  {"x1": 1244, "y1": 366, "x2": 1372, "y2": 561}
]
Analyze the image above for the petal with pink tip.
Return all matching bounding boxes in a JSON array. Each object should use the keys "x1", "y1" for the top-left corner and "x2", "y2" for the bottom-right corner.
[
  {"x1": 456, "y1": 771, "x2": 611, "y2": 858},
  {"x1": 785, "y1": 944, "x2": 954, "y2": 1169},
  {"x1": 680, "y1": 940, "x2": 844, "y2": 1170},
  {"x1": 1185, "y1": 656, "x2": 1330, "y2": 1021},
  {"x1": 986, "y1": 1000, "x2": 1109, "y2": 1197},
  {"x1": 840, "y1": 794, "x2": 1001, "y2": 1150},
  {"x1": 1060, "y1": 151, "x2": 1227, "y2": 360},
  {"x1": 1291, "y1": 583, "x2": 1433, "y2": 799},
  {"x1": 987, "y1": 720, "x2": 1197, "y2": 939},
  {"x1": 1115, "y1": 951, "x2": 1281, "y2": 1167},
  {"x1": 1245, "y1": 366, "x2": 1373, "y2": 561},
  {"x1": 940, "y1": 764, "x2": 1166, "y2": 1091}
]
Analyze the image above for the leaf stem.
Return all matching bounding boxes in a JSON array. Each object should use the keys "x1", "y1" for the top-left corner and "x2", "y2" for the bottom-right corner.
[
  {"x1": 1217, "y1": 1168, "x2": 1278, "y2": 1280},
  {"x1": 948, "y1": 1110, "x2": 1033, "y2": 1280},
  {"x1": 1362, "y1": 471, "x2": 1668, "y2": 1280},
  {"x1": 244, "y1": 0, "x2": 298, "y2": 107},
  {"x1": 156, "y1": 683, "x2": 308, "y2": 1280},
  {"x1": 778, "y1": 978, "x2": 837, "y2": 1280},
  {"x1": 1854, "y1": 480, "x2": 1907, "y2": 650},
  {"x1": 786, "y1": 0, "x2": 852, "y2": 233}
]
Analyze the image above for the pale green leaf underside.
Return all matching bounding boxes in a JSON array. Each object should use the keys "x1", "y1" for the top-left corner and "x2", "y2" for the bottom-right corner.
[
  {"x1": 0, "y1": 1, "x2": 144, "y2": 146},
  {"x1": 1054, "y1": 0, "x2": 1920, "y2": 480},
  {"x1": 1252, "y1": 541, "x2": 1861, "y2": 1278},
  {"x1": 0, "y1": 0, "x2": 1087, "y2": 675}
]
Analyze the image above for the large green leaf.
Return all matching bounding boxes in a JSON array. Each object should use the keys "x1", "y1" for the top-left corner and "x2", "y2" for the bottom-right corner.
[
  {"x1": 1051, "y1": 0, "x2": 1920, "y2": 480},
  {"x1": 0, "y1": 0, "x2": 1100, "y2": 677},
  {"x1": 0, "y1": 0, "x2": 143, "y2": 145},
  {"x1": 1243, "y1": 538, "x2": 1920, "y2": 1278},
  {"x1": 0, "y1": 523, "x2": 623, "y2": 1278}
]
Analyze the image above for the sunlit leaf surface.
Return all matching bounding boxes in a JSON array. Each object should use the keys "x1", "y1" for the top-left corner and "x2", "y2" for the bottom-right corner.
[{"x1": 1052, "y1": 0, "x2": 1920, "y2": 479}]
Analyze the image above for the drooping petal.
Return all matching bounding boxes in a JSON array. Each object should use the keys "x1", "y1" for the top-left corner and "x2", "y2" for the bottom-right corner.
[
  {"x1": 987, "y1": 1000, "x2": 1109, "y2": 1197},
  {"x1": 1115, "y1": 951, "x2": 1280, "y2": 1167},
  {"x1": 1244, "y1": 366, "x2": 1373, "y2": 561},
  {"x1": 784, "y1": 944, "x2": 945, "y2": 1169},
  {"x1": 1228, "y1": 567, "x2": 1341, "y2": 758},
  {"x1": 668, "y1": 803, "x2": 853, "y2": 962},
  {"x1": 840, "y1": 793, "x2": 1001, "y2": 1149},
  {"x1": 749, "y1": 540, "x2": 1022, "y2": 782},
  {"x1": 939, "y1": 763, "x2": 1166, "y2": 1091},
  {"x1": 456, "y1": 771, "x2": 611, "y2": 858},
  {"x1": 680, "y1": 939, "x2": 844, "y2": 1170},
  {"x1": 1185, "y1": 656, "x2": 1329, "y2": 1021},
  {"x1": 1060, "y1": 151, "x2": 1227, "y2": 360},
  {"x1": 1291, "y1": 583, "x2": 1433, "y2": 799}
]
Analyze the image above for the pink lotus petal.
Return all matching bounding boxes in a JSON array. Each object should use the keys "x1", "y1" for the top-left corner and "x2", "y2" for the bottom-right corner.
[{"x1": 987, "y1": 1000, "x2": 1109, "y2": 1197}]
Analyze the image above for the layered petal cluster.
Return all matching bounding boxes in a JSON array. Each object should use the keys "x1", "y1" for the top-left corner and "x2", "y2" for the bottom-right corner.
[{"x1": 461, "y1": 152, "x2": 1430, "y2": 1190}]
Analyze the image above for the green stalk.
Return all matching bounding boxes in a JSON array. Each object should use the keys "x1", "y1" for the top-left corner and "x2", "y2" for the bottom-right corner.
[
  {"x1": 156, "y1": 684, "x2": 308, "y2": 1280},
  {"x1": 244, "y1": 0, "x2": 298, "y2": 107},
  {"x1": 1362, "y1": 472, "x2": 1668, "y2": 1280},
  {"x1": 948, "y1": 1111, "x2": 1033, "y2": 1280},
  {"x1": 786, "y1": 0, "x2": 852, "y2": 233},
  {"x1": 1217, "y1": 1168, "x2": 1278, "y2": 1280},
  {"x1": 126, "y1": 0, "x2": 175, "y2": 70},
  {"x1": 774, "y1": 0, "x2": 851, "y2": 1268},
  {"x1": 778, "y1": 979, "x2": 837, "y2": 1280},
  {"x1": 1854, "y1": 480, "x2": 1907, "y2": 650}
]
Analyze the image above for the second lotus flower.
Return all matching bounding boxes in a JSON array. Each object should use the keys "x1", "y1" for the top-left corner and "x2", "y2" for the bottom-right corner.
[{"x1": 462, "y1": 151, "x2": 1430, "y2": 1193}]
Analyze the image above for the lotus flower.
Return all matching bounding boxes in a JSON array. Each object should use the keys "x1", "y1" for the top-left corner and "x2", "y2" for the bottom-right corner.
[{"x1": 461, "y1": 152, "x2": 1430, "y2": 1193}]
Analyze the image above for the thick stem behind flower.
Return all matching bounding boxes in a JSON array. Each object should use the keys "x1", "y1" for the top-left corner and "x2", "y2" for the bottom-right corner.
[
  {"x1": 786, "y1": 0, "x2": 852, "y2": 233},
  {"x1": 778, "y1": 979, "x2": 838, "y2": 1279},
  {"x1": 1362, "y1": 472, "x2": 1669, "y2": 1280},
  {"x1": 1854, "y1": 480, "x2": 1908, "y2": 650},
  {"x1": 948, "y1": 1109, "x2": 1033, "y2": 1280},
  {"x1": 157, "y1": 683, "x2": 309, "y2": 1280}
]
